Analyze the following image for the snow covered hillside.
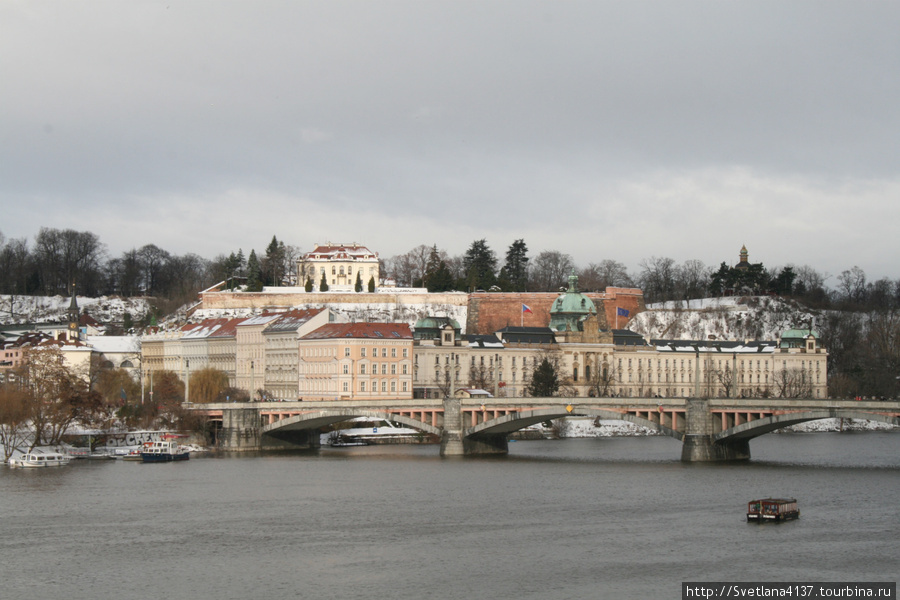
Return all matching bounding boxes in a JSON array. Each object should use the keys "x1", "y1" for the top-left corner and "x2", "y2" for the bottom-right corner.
[
  {"x1": 0, "y1": 294, "x2": 151, "y2": 326},
  {"x1": 626, "y1": 296, "x2": 819, "y2": 342}
]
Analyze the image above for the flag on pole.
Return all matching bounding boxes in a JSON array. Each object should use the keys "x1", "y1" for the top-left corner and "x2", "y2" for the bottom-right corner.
[
  {"x1": 615, "y1": 306, "x2": 629, "y2": 329},
  {"x1": 521, "y1": 304, "x2": 532, "y2": 327}
]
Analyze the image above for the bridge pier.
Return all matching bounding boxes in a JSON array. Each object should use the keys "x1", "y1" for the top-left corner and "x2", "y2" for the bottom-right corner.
[
  {"x1": 681, "y1": 435, "x2": 750, "y2": 462},
  {"x1": 221, "y1": 407, "x2": 261, "y2": 451},
  {"x1": 681, "y1": 398, "x2": 750, "y2": 462},
  {"x1": 440, "y1": 398, "x2": 509, "y2": 456}
]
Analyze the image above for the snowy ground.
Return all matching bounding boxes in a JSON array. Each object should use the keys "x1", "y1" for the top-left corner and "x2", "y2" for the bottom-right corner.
[
  {"x1": 0, "y1": 294, "x2": 150, "y2": 326},
  {"x1": 191, "y1": 300, "x2": 468, "y2": 333},
  {"x1": 556, "y1": 417, "x2": 896, "y2": 438},
  {"x1": 627, "y1": 295, "x2": 819, "y2": 341}
]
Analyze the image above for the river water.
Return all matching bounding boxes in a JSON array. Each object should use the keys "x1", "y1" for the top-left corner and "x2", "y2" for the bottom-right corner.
[{"x1": 2, "y1": 432, "x2": 898, "y2": 600}]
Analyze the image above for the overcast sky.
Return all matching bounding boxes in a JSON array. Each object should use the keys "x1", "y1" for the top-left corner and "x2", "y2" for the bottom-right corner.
[{"x1": 2, "y1": 1, "x2": 899, "y2": 282}]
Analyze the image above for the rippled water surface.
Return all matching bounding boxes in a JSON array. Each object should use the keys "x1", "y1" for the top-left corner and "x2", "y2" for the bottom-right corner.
[{"x1": 2, "y1": 432, "x2": 898, "y2": 600}]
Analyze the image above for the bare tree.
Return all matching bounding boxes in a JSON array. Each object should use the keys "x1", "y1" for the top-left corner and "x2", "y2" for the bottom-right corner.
[
  {"x1": 579, "y1": 259, "x2": 633, "y2": 292},
  {"x1": 773, "y1": 367, "x2": 814, "y2": 398},
  {"x1": 638, "y1": 256, "x2": 677, "y2": 304},
  {"x1": 587, "y1": 357, "x2": 619, "y2": 397},
  {"x1": 34, "y1": 228, "x2": 106, "y2": 295},
  {"x1": 19, "y1": 346, "x2": 101, "y2": 448},
  {"x1": 468, "y1": 360, "x2": 494, "y2": 392},
  {"x1": 0, "y1": 383, "x2": 29, "y2": 461},
  {"x1": 674, "y1": 260, "x2": 710, "y2": 301},
  {"x1": 281, "y1": 244, "x2": 302, "y2": 286},
  {"x1": 530, "y1": 251, "x2": 574, "y2": 291},
  {"x1": 838, "y1": 266, "x2": 868, "y2": 306},
  {"x1": 138, "y1": 244, "x2": 171, "y2": 296},
  {"x1": 406, "y1": 244, "x2": 432, "y2": 286}
]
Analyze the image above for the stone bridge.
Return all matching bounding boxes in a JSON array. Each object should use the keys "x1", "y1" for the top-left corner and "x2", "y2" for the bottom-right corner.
[{"x1": 188, "y1": 397, "x2": 900, "y2": 462}]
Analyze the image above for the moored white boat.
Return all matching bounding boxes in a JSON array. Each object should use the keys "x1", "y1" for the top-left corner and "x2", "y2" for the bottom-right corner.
[{"x1": 8, "y1": 450, "x2": 72, "y2": 468}]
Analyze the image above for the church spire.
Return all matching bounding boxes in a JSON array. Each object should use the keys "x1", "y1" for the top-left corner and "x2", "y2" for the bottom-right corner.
[{"x1": 67, "y1": 281, "x2": 81, "y2": 340}]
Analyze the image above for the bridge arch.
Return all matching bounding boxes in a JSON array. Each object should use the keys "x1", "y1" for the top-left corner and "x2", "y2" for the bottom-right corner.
[
  {"x1": 716, "y1": 410, "x2": 900, "y2": 443},
  {"x1": 261, "y1": 409, "x2": 442, "y2": 437},
  {"x1": 467, "y1": 408, "x2": 684, "y2": 442}
]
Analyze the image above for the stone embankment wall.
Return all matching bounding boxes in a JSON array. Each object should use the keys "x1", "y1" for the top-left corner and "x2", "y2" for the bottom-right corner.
[
  {"x1": 196, "y1": 287, "x2": 644, "y2": 334},
  {"x1": 466, "y1": 287, "x2": 645, "y2": 334}
]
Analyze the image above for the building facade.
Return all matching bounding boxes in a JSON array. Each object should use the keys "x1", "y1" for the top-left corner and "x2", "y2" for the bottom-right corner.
[
  {"x1": 262, "y1": 308, "x2": 335, "y2": 401},
  {"x1": 298, "y1": 323, "x2": 414, "y2": 401},
  {"x1": 296, "y1": 242, "x2": 380, "y2": 291}
]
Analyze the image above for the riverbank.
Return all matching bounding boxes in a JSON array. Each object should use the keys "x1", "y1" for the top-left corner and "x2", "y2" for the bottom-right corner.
[{"x1": 558, "y1": 417, "x2": 897, "y2": 438}]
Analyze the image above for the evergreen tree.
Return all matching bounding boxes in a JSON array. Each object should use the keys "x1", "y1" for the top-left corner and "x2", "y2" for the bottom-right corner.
[
  {"x1": 246, "y1": 250, "x2": 263, "y2": 292},
  {"x1": 305, "y1": 277, "x2": 313, "y2": 293},
  {"x1": 355, "y1": 271, "x2": 363, "y2": 292},
  {"x1": 423, "y1": 245, "x2": 455, "y2": 292},
  {"x1": 496, "y1": 267, "x2": 512, "y2": 292},
  {"x1": 463, "y1": 239, "x2": 497, "y2": 291},
  {"x1": 319, "y1": 272, "x2": 329, "y2": 292},
  {"x1": 367, "y1": 276, "x2": 376, "y2": 293},
  {"x1": 235, "y1": 249, "x2": 246, "y2": 276},
  {"x1": 708, "y1": 258, "x2": 770, "y2": 297},
  {"x1": 264, "y1": 235, "x2": 285, "y2": 286},
  {"x1": 527, "y1": 358, "x2": 560, "y2": 397},
  {"x1": 771, "y1": 266, "x2": 796, "y2": 296},
  {"x1": 504, "y1": 239, "x2": 529, "y2": 291}
]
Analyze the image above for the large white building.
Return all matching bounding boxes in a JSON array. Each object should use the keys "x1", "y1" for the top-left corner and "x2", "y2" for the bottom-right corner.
[{"x1": 296, "y1": 242, "x2": 380, "y2": 291}]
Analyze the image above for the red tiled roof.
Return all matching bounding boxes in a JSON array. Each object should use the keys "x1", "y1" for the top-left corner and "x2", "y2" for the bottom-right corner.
[
  {"x1": 208, "y1": 317, "x2": 248, "y2": 337},
  {"x1": 263, "y1": 308, "x2": 325, "y2": 332},
  {"x1": 301, "y1": 322, "x2": 412, "y2": 340}
]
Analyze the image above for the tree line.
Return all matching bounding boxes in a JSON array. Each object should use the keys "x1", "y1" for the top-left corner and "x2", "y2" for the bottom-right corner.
[
  {"x1": 0, "y1": 345, "x2": 217, "y2": 460},
  {"x1": 5, "y1": 228, "x2": 898, "y2": 313},
  {"x1": 0, "y1": 228, "x2": 300, "y2": 315},
  {"x1": 4, "y1": 229, "x2": 900, "y2": 398},
  {"x1": 382, "y1": 239, "x2": 900, "y2": 312}
]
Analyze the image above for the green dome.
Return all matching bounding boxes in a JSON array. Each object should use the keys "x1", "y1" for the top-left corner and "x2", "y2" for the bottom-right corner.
[
  {"x1": 414, "y1": 316, "x2": 461, "y2": 330},
  {"x1": 549, "y1": 273, "x2": 596, "y2": 332},
  {"x1": 413, "y1": 316, "x2": 462, "y2": 340}
]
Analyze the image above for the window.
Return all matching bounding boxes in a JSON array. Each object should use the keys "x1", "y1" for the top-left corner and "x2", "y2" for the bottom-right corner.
[
  {"x1": 391, "y1": 364, "x2": 396, "y2": 375},
  {"x1": 381, "y1": 381, "x2": 387, "y2": 392},
  {"x1": 403, "y1": 348, "x2": 408, "y2": 358},
  {"x1": 361, "y1": 348, "x2": 366, "y2": 357},
  {"x1": 402, "y1": 381, "x2": 408, "y2": 392},
  {"x1": 360, "y1": 382, "x2": 366, "y2": 392},
  {"x1": 360, "y1": 364, "x2": 367, "y2": 374},
  {"x1": 344, "y1": 347, "x2": 350, "y2": 357},
  {"x1": 343, "y1": 382, "x2": 348, "y2": 392},
  {"x1": 391, "y1": 381, "x2": 396, "y2": 392},
  {"x1": 391, "y1": 348, "x2": 397, "y2": 358},
  {"x1": 343, "y1": 364, "x2": 349, "y2": 374},
  {"x1": 381, "y1": 364, "x2": 387, "y2": 375}
]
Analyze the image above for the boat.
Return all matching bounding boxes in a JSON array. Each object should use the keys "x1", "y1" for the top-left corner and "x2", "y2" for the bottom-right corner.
[
  {"x1": 329, "y1": 435, "x2": 369, "y2": 447},
  {"x1": 747, "y1": 498, "x2": 799, "y2": 522},
  {"x1": 328, "y1": 418, "x2": 424, "y2": 445},
  {"x1": 121, "y1": 448, "x2": 144, "y2": 461},
  {"x1": 8, "y1": 450, "x2": 72, "y2": 468},
  {"x1": 140, "y1": 440, "x2": 190, "y2": 463}
]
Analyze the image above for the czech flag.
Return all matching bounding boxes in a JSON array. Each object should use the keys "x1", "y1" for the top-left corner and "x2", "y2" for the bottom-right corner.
[{"x1": 522, "y1": 304, "x2": 533, "y2": 314}]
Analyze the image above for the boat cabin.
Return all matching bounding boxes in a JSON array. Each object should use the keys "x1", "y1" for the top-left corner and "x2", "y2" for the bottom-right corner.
[{"x1": 747, "y1": 498, "x2": 799, "y2": 522}]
